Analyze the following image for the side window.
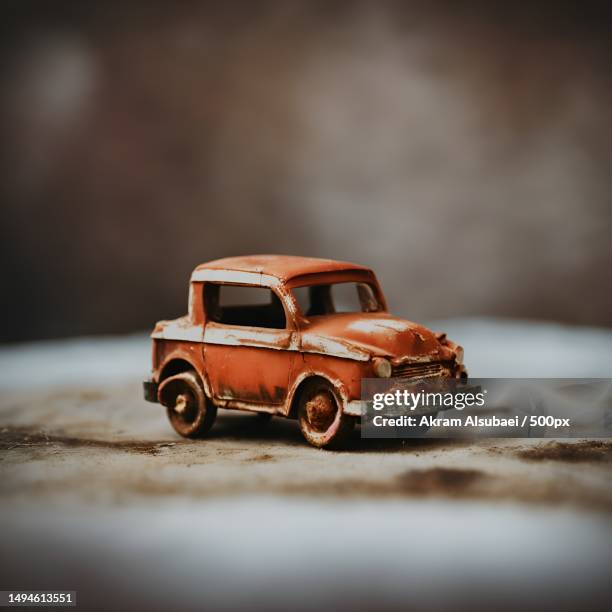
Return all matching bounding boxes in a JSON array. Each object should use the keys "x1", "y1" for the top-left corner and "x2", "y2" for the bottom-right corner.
[
  {"x1": 292, "y1": 282, "x2": 380, "y2": 316},
  {"x1": 331, "y1": 283, "x2": 363, "y2": 313},
  {"x1": 292, "y1": 285, "x2": 334, "y2": 316},
  {"x1": 334, "y1": 282, "x2": 379, "y2": 313},
  {"x1": 204, "y1": 284, "x2": 286, "y2": 329}
]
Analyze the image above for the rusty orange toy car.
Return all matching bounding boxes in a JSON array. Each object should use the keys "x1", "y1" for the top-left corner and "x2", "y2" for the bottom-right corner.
[{"x1": 143, "y1": 255, "x2": 466, "y2": 448}]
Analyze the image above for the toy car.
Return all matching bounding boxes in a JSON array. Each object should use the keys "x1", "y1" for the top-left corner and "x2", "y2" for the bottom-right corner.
[{"x1": 143, "y1": 255, "x2": 466, "y2": 448}]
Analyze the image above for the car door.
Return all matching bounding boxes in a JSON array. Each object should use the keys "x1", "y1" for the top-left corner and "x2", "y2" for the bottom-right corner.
[{"x1": 203, "y1": 282, "x2": 296, "y2": 406}]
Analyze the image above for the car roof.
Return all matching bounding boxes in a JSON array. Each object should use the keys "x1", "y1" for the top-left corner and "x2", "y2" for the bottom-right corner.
[{"x1": 194, "y1": 255, "x2": 371, "y2": 283}]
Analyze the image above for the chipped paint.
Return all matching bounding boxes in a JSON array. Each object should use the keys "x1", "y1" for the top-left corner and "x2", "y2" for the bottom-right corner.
[
  {"x1": 151, "y1": 317, "x2": 203, "y2": 342},
  {"x1": 191, "y1": 268, "x2": 280, "y2": 287},
  {"x1": 214, "y1": 398, "x2": 278, "y2": 413},
  {"x1": 300, "y1": 313, "x2": 441, "y2": 360},
  {"x1": 187, "y1": 283, "x2": 196, "y2": 320},
  {"x1": 300, "y1": 333, "x2": 370, "y2": 361},
  {"x1": 204, "y1": 323, "x2": 292, "y2": 351},
  {"x1": 348, "y1": 318, "x2": 412, "y2": 333}
]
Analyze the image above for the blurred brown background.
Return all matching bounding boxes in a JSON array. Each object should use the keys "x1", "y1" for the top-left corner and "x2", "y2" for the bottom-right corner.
[{"x1": 2, "y1": 0, "x2": 611, "y2": 342}]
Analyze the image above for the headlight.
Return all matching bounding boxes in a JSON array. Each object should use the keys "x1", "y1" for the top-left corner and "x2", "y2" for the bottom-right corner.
[
  {"x1": 372, "y1": 357, "x2": 392, "y2": 378},
  {"x1": 454, "y1": 346, "x2": 464, "y2": 365}
]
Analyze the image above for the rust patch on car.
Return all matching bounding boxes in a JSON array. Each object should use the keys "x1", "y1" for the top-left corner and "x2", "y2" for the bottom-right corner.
[
  {"x1": 305, "y1": 390, "x2": 336, "y2": 432},
  {"x1": 516, "y1": 440, "x2": 612, "y2": 463}
]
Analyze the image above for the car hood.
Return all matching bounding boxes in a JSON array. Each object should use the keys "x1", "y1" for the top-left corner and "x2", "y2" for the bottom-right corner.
[{"x1": 300, "y1": 312, "x2": 447, "y2": 362}]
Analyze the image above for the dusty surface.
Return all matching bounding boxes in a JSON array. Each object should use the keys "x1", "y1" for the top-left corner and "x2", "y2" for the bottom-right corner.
[
  {"x1": 515, "y1": 440, "x2": 612, "y2": 463},
  {"x1": 1, "y1": 326, "x2": 611, "y2": 611},
  {"x1": 1, "y1": 382, "x2": 611, "y2": 512}
]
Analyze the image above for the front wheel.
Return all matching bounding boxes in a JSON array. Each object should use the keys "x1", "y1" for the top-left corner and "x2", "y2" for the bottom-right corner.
[
  {"x1": 298, "y1": 379, "x2": 354, "y2": 449},
  {"x1": 158, "y1": 370, "x2": 217, "y2": 438}
]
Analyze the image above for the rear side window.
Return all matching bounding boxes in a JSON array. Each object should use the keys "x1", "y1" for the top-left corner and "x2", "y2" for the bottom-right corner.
[{"x1": 204, "y1": 284, "x2": 286, "y2": 329}]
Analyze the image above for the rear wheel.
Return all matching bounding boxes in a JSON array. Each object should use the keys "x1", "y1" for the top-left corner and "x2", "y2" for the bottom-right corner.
[
  {"x1": 158, "y1": 370, "x2": 216, "y2": 438},
  {"x1": 298, "y1": 379, "x2": 354, "y2": 449}
]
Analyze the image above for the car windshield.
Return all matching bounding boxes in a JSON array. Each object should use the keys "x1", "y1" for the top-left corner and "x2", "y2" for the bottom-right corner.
[{"x1": 291, "y1": 281, "x2": 381, "y2": 316}]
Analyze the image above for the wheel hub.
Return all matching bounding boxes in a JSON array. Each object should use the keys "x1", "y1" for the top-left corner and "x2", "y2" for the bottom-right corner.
[
  {"x1": 305, "y1": 391, "x2": 336, "y2": 432},
  {"x1": 174, "y1": 393, "x2": 189, "y2": 414}
]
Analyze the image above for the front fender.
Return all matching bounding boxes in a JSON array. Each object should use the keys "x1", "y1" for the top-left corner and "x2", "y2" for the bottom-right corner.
[{"x1": 284, "y1": 353, "x2": 370, "y2": 417}]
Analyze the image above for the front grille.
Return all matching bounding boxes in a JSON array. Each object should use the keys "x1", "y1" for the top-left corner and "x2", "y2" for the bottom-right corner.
[{"x1": 392, "y1": 360, "x2": 449, "y2": 379}]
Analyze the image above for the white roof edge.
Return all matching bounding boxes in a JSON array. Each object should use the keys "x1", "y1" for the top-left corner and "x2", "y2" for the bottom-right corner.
[{"x1": 190, "y1": 269, "x2": 281, "y2": 286}]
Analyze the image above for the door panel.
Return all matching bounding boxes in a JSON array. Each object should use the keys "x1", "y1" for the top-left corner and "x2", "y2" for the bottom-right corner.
[{"x1": 204, "y1": 322, "x2": 295, "y2": 405}]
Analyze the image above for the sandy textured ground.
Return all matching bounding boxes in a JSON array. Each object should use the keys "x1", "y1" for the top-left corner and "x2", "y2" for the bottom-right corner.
[
  {"x1": 1, "y1": 322, "x2": 611, "y2": 611},
  {"x1": 1, "y1": 382, "x2": 611, "y2": 510}
]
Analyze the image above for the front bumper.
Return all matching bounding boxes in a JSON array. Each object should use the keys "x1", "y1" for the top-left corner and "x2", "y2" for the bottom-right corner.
[{"x1": 143, "y1": 379, "x2": 159, "y2": 403}]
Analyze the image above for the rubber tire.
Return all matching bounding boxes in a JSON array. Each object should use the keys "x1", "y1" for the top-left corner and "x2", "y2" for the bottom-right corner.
[
  {"x1": 158, "y1": 370, "x2": 217, "y2": 438},
  {"x1": 298, "y1": 379, "x2": 354, "y2": 449}
]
